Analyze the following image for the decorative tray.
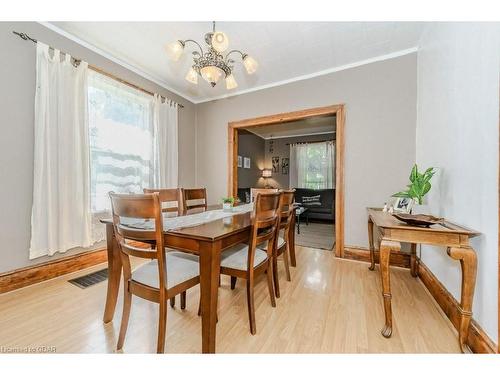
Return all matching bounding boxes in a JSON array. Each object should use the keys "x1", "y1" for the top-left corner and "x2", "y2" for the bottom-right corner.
[{"x1": 392, "y1": 213, "x2": 445, "y2": 227}]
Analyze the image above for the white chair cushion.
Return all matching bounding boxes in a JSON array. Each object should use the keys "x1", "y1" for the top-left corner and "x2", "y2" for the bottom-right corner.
[
  {"x1": 257, "y1": 231, "x2": 286, "y2": 251},
  {"x1": 220, "y1": 243, "x2": 268, "y2": 271},
  {"x1": 132, "y1": 251, "x2": 199, "y2": 290}
]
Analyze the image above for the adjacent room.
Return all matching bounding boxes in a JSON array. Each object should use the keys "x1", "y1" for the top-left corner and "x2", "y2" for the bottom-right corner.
[
  {"x1": 0, "y1": 16, "x2": 498, "y2": 362},
  {"x1": 236, "y1": 115, "x2": 336, "y2": 250}
]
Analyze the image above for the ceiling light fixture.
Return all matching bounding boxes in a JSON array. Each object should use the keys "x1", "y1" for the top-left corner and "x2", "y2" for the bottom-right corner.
[{"x1": 165, "y1": 21, "x2": 258, "y2": 89}]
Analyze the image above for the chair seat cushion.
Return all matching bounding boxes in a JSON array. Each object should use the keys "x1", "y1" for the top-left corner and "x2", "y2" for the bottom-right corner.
[
  {"x1": 220, "y1": 243, "x2": 268, "y2": 271},
  {"x1": 257, "y1": 235, "x2": 285, "y2": 251},
  {"x1": 132, "y1": 251, "x2": 199, "y2": 290}
]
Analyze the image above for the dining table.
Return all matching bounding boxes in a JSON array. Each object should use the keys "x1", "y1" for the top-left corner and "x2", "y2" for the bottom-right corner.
[{"x1": 100, "y1": 204, "x2": 296, "y2": 353}]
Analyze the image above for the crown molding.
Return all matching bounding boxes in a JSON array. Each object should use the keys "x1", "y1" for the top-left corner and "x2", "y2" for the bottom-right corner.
[
  {"x1": 195, "y1": 47, "x2": 418, "y2": 104},
  {"x1": 38, "y1": 22, "x2": 197, "y2": 104}
]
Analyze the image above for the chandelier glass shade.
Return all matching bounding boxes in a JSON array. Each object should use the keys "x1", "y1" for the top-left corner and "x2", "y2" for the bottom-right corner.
[{"x1": 165, "y1": 22, "x2": 258, "y2": 89}]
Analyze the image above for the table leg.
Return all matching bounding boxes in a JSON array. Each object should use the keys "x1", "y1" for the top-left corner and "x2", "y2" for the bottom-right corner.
[
  {"x1": 410, "y1": 243, "x2": 418, "y2": 277},
  {"x1": 199, "y1": 241, "x2": 221, "y2": 353},
  {"x1": 289, "y1": 211, "x2": 297, "y2": 267},
  {"x1": 447, "y1": 246, "x2": 477, "y2": 353},
  {"x1": 103, "y1": 222, "x2": 122, "y2": 323},
  {"x1": 368, "y1": 218, "x2": 375, "y2": 271},
  {"x1": 379, "y1": 239, "x2": 400, "y2": 338}
]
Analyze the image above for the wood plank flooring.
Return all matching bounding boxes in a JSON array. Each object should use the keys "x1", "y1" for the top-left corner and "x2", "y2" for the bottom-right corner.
[{"x1": 0, "y1": 246, "x2": 461, "y2": 353}]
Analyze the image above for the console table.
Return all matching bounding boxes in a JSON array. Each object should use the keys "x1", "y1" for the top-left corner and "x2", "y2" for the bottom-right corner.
[{"x1": 366, "y1": 208, "x2": 479, "y2": 353}]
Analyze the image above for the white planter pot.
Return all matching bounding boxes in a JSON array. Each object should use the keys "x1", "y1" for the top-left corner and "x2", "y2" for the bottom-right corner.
[{"x1": 222, "y1": 203, "x2": 233, "y2": 211}]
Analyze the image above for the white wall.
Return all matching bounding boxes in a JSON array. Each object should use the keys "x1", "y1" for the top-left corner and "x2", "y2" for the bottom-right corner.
[
  {"x1": 416, "y1": 23, "x2": 500, "y2": 343},
  {"x1": 195, "y1": 54, "x2": 417, "y2": 247}
]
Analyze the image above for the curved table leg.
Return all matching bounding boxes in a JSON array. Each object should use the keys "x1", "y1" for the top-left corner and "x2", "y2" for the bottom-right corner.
[
  {"x1": 368, "y1": 218, "x2": 375, "y2": 271},
  {"x1": 447, "y1": 246, "x2": 477, "y2": 353},
  {"x1": 379, "y1": 239, "x2": 400, "y2": 338},
  {"x1": 103, "y1": 222, "x2": 122, "y2": 323}
]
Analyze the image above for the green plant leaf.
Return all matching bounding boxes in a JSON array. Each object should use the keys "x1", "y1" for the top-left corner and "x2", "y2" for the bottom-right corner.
[
  {"x1": 391, "y1": 191, "x2": 410, "y2": 198},
  {"x1": 409, "y1": 164, "x2": 418, "y2": 182}
]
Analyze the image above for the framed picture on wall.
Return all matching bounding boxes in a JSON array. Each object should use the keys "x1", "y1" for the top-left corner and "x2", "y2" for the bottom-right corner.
[
  {"x1": 281, "y1": 158, "x2": 289, "y2": 175},
  {"x1": 272, "y1": 157, "x2": 280, "y2": 173},
  {"x1": 237, "y1": 155, "x2": 242, "y2": 168},
  {"x1": 243, "y1": 157, "x2": 251, "y2": 169}
]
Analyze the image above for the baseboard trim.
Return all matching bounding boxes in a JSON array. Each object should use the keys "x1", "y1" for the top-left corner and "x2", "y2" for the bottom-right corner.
[
  {"x1": 0, "y1": 248, "x2": 108, "y2": 294},
  {"x1": 417, "y1": 261, "x2": 496, "y2": 353},
  {"x1": 344, "y1": 245, "x2": 411, "y2": 269}
]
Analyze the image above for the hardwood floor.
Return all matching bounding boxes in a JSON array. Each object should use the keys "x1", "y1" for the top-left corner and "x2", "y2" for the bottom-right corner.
[{"x1": 0, "y1": 246, "x2": 461, "y2": 353}]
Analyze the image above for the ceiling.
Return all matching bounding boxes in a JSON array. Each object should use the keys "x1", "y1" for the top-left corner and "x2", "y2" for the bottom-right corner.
[
  {"x1": 49, "y1": 22, "x2": 425, "y2": 103},
  {"x1": 245, "y1": 115, "x2": 335, "y2": 139}
]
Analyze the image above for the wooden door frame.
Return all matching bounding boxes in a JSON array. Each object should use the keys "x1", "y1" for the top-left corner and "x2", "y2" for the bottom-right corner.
[{"x1": 228, "y1": 104, "x2": 345, "y2": 257}]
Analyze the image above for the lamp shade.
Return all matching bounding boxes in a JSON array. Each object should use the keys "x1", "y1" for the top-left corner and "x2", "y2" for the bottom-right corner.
[
  {"x1": 185, "y1": 67, "x2": 198, "y2": 84},
  {"x1": 165, "y1": 40, "x2": 184, "y2": 61},
  {"x1": 211, "y1": 31, "x2": 229, "y2": 53},
  {"x1": 200, "y1": 65, "x2": 223, "y2": 86},
  {"x1": 262, "y1": 169, "x2": 272, "y2": 178},
  {"x1": 243, "y1": 55, "x2": 258, "y2": 74},
  {"x1": 225, "y1": 74, "x2": 238, "y2": 90}
]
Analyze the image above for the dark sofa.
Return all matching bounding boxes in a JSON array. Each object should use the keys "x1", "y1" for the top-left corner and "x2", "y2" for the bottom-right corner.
[{"x1": 293, "y1": 188, "x2": 335, "y2": 222}]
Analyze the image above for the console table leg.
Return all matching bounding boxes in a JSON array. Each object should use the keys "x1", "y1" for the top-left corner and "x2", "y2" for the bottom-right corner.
[
  {"x1": 447, "y1": 246, "x2": 477, "y2": 353},
  {"x1": 379, "y1": 239, "x2": 400, "y2": 338},
  {"x1": 368, "y1": 218, "x2": 375, "y2": 271},
  {"x1": 410, "y1": 243, "x2": 418, "y2": 277}
]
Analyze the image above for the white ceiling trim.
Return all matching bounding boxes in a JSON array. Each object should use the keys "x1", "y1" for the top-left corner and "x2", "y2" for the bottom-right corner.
[
  {"x1": 41, "y1": 22, "x2": 418, "y2": 105},
  {"x1": 39, "y1": 22, "x2": 197, "y2": 104},
  {"x1": 247, "y1": 130, "x2": 336, "y2": 140},
  {"x1": 198, "y1": 47, "x2": 418, "y2": 104}
]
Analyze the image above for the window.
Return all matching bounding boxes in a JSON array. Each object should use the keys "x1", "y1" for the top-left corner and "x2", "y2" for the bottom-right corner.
[
  {"x1": 290, "y1": 141, "x2": 335, "y2": 189},
  {"x1": 88, "y1": 71, "x2": 153, "y2": 212}
]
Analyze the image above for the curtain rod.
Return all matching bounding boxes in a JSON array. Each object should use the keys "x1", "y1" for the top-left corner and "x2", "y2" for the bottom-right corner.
[
  {"x1": 285, "y1": 139, "x2": 335, "y2": 146},
  {"x1": 12, "y1": 31, "x2": 184, "y2": 109}
]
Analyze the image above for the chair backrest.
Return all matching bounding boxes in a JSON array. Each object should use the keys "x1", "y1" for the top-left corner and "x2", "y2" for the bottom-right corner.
[
  {"x1": 250, "y1": 188, "x2": 278, "y2": 202},
  {"x1": 109, "y1": 192, "x2": 167, "y2": 289},
  {"x1": 181, "y1": 188, "x2": 208, "y2": 213},
  {"x1": 143, "y1": 188, "x2": 182, "y2": 216},
  {"x1": 277, "y1": 190, "x2": 296, "y2": 242},
  {"x1": 247, "y1": 192, "x2": 281, "y2": 270}
]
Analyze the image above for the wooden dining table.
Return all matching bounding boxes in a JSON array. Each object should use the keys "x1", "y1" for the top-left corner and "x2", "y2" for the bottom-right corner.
[{"x1": 101, "y1": 205, "x2": 296, "y2": 353}]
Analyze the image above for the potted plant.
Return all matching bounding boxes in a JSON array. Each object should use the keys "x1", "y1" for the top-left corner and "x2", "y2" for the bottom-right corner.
[
  {"x1": 221, "y1": 197, "x2": 235, "y2": 211},
  {"x1": 392, "y1": 164, "x2": 436, "y2": 214}
]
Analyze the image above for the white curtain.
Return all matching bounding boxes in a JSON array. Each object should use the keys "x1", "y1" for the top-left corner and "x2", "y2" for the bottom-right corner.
[
  {"x1": 152, "y1": 94, "x2": 178, "y2": 188},
  {"x1": 289, "y1": 141, "x2": 335, "y2": 189},
  {"x1": 30, "y1": 42, "x2": 92, "y2": 259}
]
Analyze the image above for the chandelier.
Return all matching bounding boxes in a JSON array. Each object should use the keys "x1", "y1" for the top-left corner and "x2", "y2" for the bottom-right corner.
[{"x1": 165, "y1": 22, "x2": 258, "y2": 90}]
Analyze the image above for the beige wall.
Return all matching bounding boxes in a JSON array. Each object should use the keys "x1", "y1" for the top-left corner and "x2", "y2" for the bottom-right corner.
[
  {"x1": 195, "y1": 53, "x2": 417, "y2": 247},
  {"x1": 0, "y1": 22, "x2": 196, "y2": 273}
]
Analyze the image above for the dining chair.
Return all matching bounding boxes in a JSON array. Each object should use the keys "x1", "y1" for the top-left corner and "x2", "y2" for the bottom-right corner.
[
  {"x1": 143, "y1": 188, "x2": 183, "y2": 216},
  {"x1": 109, "y1": 192, "x2": 200, "y2": 353},
  {"x1": 265, "y1": 189, "x2": 295, "y2": 298},
  {"x1": 220, "y1": 191, "x2": 281, "y2": 335},
  {"x1": 250, "y1": 188, "x2": 278, "y2": 202},
  {"x1": 143, "y1": 188, "x2": 187, "y2": 309},
  {"x1": 181, "y1": 188, "x2": 208, "y2": 214}
]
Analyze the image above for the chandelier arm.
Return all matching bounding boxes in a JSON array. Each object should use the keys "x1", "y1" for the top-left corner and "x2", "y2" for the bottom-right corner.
[
  {"x1": 225, "y1": 49, "x2": 247, "y2": 62},
  {"x1": 182, "y1": 39, "x2": 204, "y2": 56}
]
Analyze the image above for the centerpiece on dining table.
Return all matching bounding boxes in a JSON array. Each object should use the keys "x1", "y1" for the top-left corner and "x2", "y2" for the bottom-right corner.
[{"x1": 221, "y1": 196, "x2": 236, "y2": 211}]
